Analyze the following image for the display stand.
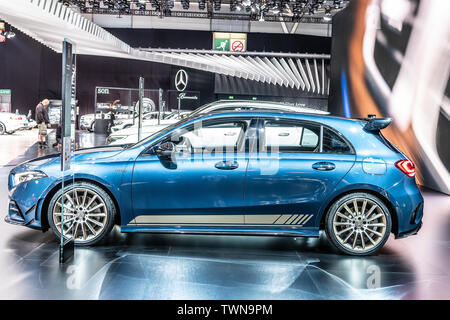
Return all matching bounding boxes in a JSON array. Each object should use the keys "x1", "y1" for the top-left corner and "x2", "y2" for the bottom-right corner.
[
  {"x1": 138, "y1": 77, "x2": 144, "y2": 141},
  {"x1": 59, "y1": 39, "x2": 76, "y2": 264}
]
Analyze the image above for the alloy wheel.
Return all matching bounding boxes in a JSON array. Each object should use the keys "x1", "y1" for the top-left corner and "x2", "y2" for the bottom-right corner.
[
  {"x1": 52, "y1": 187, "x2": 108, "y2": 243},
  {"x1": 332, "y1": 198, "x2": 387, "y2": 253}
]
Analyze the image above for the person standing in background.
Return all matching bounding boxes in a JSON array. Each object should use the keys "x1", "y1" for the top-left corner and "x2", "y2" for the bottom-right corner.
[
  {"x1": 52, "y1": 120, "x2": 62, "y2": 150},
  {"x1": 108, "y1": 100, "x2": 119, "y2": 134},
  {"x1": 35, "y1": 99, "x2": 50, "y2": 149}
]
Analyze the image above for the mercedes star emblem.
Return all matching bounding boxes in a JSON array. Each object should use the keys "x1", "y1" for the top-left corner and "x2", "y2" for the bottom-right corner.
[{"x1": 175, "y1": 69, "x2": 188, "y2": 92}]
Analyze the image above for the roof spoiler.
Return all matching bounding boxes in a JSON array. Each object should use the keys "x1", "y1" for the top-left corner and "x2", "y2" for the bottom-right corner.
[{"x1": 360, "y1": 115, "x2": 392, "y2": 131}]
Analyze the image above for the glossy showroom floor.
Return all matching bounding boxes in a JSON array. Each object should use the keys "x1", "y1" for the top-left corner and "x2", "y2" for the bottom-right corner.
[{"x1": 0, "y1": 129, "x2": 449, "y2": 299}]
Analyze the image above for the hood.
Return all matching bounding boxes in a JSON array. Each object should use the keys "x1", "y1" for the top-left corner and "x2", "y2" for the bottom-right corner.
[
  {"x1": 74, "y1": 145, "x2": 125, "y2": 161},
  {"x1": 13, "y1": 146, "x2": 125, "y2": 171},
  {"x1": 21, "y1": 153, "x2": 60, "y2": 167},
  {"x1": 75, "y1": 145, "x2": 124, "y2": 155}
]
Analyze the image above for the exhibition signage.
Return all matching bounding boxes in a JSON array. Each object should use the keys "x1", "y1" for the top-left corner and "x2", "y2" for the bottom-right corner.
[
  {"x1": 214, "y1": 37, "x2": 230, "y2": 51},
  {"x1": 0, "y1": 89, "x2": 11, "y2": 95},
  {"x1": 97, "y1": 88, "x2": 110, "y2": 94},
  {"x1": 213, "y1": 32, "x2": 247, "y2": 52},
  {"x1": 175, "y1": 69, "x2": 188, "y2": 91}
]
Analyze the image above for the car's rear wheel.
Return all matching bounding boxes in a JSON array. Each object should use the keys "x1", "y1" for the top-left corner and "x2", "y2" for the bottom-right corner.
[
  {"x1": 324, "y1": 192, "x2": 392, "y2": 256},
  {"x1": 0, "y1": 122, "x2": 6, "y2": 135},
  {"x1": 48, "y1": 182, "x2": 116, "y2": 246}
]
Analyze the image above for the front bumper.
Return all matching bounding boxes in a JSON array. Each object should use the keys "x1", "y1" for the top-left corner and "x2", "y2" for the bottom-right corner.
[
  {"x1": 4, "y1": 214, "x2": 23, "y2": 226},
  {"x1": 396, "y1": 221, "x2": 423, "y2": 239},
  {"x1": 4, "y1": 197, "x2": 43, "y2": 230}
]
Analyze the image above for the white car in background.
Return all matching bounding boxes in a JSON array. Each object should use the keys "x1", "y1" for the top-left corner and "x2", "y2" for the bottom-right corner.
[
  {"x1": 80, "y1": 111, "x2": 111, "y2": 132},
  {"x1": 81, "y1": 98, "x2": 158, "y2": 131},
  {"x1": 111, "y1": 111, "x2": 174, "y2": 133},
  {"x1": 17, "y1": 114, "x2": 30, "y2": 130},
  {"x1": 107, "y1": 111, "x2": 191, "y2": 145},
  {"x1": 26, "y1": 118, "x2": 38, "y2": 129},
  {"x1": 0, "y1": 112, "x2": 27, "y2": 134},
  {"x1": 106, "y1": 101, "x2": 328, "y2": 145}
]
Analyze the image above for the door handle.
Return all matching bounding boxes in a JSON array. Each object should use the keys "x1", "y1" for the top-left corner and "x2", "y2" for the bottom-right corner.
[
  {"x1": 312, "y1": 161, "x2": 336, "y2": 171},
  {"x1": 215, "y1": 160, "x2": 239, "y2": 170}
]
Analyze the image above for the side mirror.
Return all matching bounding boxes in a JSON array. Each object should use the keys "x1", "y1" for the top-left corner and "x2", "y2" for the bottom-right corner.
[{"x1": 157, "y1": 141, "x2": 176, "y2": 159}]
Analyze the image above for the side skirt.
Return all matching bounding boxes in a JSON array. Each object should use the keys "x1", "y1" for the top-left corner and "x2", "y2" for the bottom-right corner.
[{"x1": 120, "y1": 225, "x2": 320, "y2": 238}]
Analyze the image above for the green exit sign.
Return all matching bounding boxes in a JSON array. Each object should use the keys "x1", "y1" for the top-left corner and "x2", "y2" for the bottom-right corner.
[
  {"x1": 214, "y1": 38, "x2": 230, "y2": 51},
  {"x1": 0, "y1": 89, "x2": 11, "y2": 95}
]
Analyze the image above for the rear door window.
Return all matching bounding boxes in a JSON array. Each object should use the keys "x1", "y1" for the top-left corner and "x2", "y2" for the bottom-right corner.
[{"x1": 263, "y1": 120, "x2": 320, "y2": 153}]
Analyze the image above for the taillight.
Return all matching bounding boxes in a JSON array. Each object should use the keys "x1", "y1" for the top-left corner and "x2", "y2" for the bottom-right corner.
[{"x1": 395, "y1": 159, "x2": 416, "y2": 177}]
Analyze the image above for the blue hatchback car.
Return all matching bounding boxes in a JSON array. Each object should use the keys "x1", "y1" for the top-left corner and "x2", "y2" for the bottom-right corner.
[{"x1": 5, "y1": 111, "x2": 423, "y2": 255}]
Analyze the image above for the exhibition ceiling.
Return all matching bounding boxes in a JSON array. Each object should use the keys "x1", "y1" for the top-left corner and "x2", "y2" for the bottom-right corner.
[{"x1": 0, "y1": 0, "x2": 332, "y2": 92}]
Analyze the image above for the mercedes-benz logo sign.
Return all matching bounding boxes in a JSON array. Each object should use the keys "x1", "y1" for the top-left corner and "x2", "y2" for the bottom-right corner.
[{"x1": 175, "y1": 69, "x2": 188, "y2": 92}]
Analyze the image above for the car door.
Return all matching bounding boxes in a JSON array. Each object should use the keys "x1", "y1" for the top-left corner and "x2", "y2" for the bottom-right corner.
[
  {"x1": 130, "y1": 117, "x2": 254, "y2": 228},
  {"x1": 244, "y1": 118, "x2": 356, "y2": 228}
]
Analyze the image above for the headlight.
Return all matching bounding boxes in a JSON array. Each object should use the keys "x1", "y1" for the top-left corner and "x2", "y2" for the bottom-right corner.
[{"x1": 13, "y1": 171, "x2": 47, "y2": 186}]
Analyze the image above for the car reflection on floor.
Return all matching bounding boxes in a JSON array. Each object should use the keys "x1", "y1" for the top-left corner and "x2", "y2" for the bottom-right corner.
[
  {"x1": 0, "y1": 130, "x2": 448, "y2": 299},
  {"x1": 1, "y1": 229, "x2": 419, "y2": 300}
]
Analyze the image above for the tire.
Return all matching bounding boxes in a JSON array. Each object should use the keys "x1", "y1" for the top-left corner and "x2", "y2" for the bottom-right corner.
[
  {"x1": 0, "y1": 122, "x2": 6, "y2": 135},
  {"x1": 324, "y1": 192, "x2": 392, "y2": 256},
  {"x1": 123, "y1": 124, "x2": 132, "y2": 129},
  {"x1": 48, "y1": 182, "x2": 116, "y2": 246}
]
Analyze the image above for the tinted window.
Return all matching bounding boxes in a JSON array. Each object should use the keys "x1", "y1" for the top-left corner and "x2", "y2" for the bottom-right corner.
[
  {"x1": 263, "y1": 120, "x2": 320, "y2": 153},
  {"x1": 322, "y1": 128, "x2": 353, "y2": 154},
  {"x1": 170, "y1": 119, "x2": 249, "y2": 154}
]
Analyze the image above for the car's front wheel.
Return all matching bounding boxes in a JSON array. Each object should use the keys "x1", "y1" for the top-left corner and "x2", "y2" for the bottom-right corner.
[
  {"x1": 324, "y1": 192, "x2": 392, "y2": 256},
  {"x1": 48, "y1": 182, "x2": 116, "y2": 246},
  {"x1": 0, "y1": 122, "x2": 6, "y2": 135}
]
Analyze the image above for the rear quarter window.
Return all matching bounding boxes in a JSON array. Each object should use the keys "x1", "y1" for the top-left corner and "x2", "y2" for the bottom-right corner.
[{"x1": 322, "y1": 127, "x2": 354, "y2": 154}]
